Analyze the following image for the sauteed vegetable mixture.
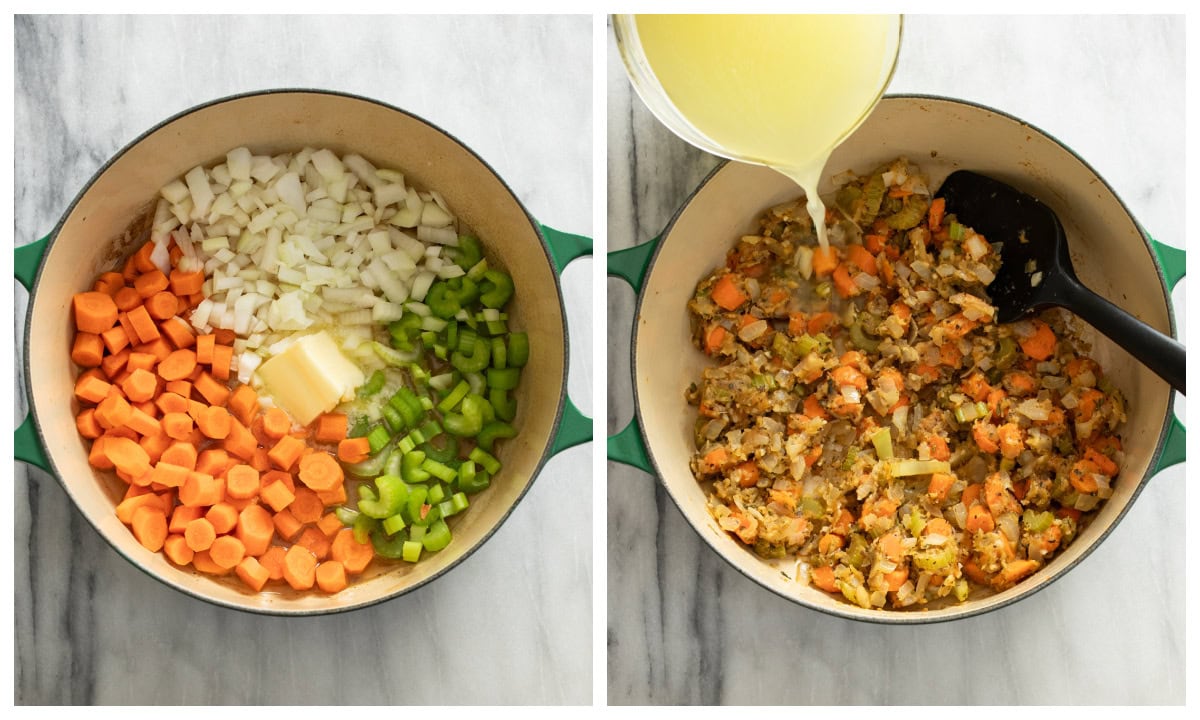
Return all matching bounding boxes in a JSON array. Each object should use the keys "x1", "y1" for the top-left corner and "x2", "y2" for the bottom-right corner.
[
  {"x1": 687, "y1": 158, "x2": 1126, "y2": 609},
  {"x1": 70, "y1": 147, "x2": 524, "y2": 594}
]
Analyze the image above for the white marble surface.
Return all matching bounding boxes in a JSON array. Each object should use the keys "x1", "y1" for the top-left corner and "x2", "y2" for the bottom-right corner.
[
  {"x1": 607, "y1": 15, "x2": 1186, "y2": 705},
  {"x1": 14, "y1": 15, "x2": 593, "y2": 705}
]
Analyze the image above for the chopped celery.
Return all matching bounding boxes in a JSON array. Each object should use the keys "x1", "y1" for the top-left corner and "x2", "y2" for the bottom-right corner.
[
  {"x1": 428, "y1": 483, "x2": 447, "y2": 505},
  {"x1": 358, "y1": 474, "x2": 410, "y2": 519},
  {"x1": 401, "y1": 450, "x2": 431, "y2": 484},
  {"x1": 382, "y1": 513, "x2": 407, "y2": 536},
  {"x1": 888, "y1": 458, "x2": 952, "y2": 477},
  {"x1": 479, "y1": 270, "x2": 514, "y2": 308},
  {"x1": 468, "y1": 446, "x2": 502, "y2": 475},
  {"x1": 491, "y1": 337, "x2": 507, "y2": 369},
  {"x1": 507, "y1": 332, "x2": 529, "y2": 367},
  {"x1": 476, "y1": 421, "x2": 516, "y2": 452},
  {"x1": 487, "y1": 367, "x2": 521, "y2": 390},
  {"x1": 366, "y1": 425, "x2": 391, "y2": 454},
  {"x1": 401, "y1": 540, "x2": 423, "y2": 563},
  {"x1": 870, "y1": 427, "x2": 894, "y2": 459},
  {"x1": 420, "y1": 457, "x2": 459, "y2": 484},
  {"x1": 437, "y1": 380, "x2": 471, "y2": 413},
  {"x1": 357, "y1": 369, "x2": 386, "y2": 398},
  {"x1": 422, "y1": 519, "x2": 453, "y2": 551}
]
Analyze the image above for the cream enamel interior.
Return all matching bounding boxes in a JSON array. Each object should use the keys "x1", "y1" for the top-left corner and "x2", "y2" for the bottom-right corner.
[
  {"x1": 634, "y1": 96, "x2": 1173, "y2": 622},
  {"x1": 28, "y1": 91, "x2": 567, "y2": 613}
]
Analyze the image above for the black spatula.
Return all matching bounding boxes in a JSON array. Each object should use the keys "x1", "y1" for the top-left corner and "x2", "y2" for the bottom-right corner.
[{"x1": 936, "y1": 170, "x2": 1185, "y2": 394}]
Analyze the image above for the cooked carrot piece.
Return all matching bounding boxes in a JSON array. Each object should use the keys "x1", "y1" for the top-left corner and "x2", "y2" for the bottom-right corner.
[
  {"x1": 315, "y1": 482, "x2": 348, "y2": 507},
  {"x1": 193, "y1": 371, "x2": 230, "y2": 406},
  {"x1": 163, "y1": 534, "x2": 195, "y2": 566},
  {"x1": 330, "y1": 528, "x2": 375, "y2": 574},
  {"x1": 139, "y1": 427, "x2": 172, "y2": 466},
  {"x1": 95, "y1": 393, "x2": 133, "y2": 430},
  {"x1": 131, "y1": 242, "x2": 157, "y2": 272},
  {"x1": 195, "y1": 405, "x2": 232, "y2": 441},
  {"x1": 811, "y1": 565, "x2": 838, "y2": 593},
  {"x1": 136, "y1": 337, "x2": 174, "y2": 362},
  {"x1": 195, "y1": 334, "x2": 216, "y2": 365},
  {"x1": 313, "y1": 413, "x2": 348, "y2": 444},
  {"x1": 296, "y1": 526, "x2": 332, "y2": 561},
  {"x1": 282, "y1": 545, "x2": 317, "y2": 590},
  {"x1": 316, "y1": 512, "x2": 344, "y2": 538},
  {"x1": 160, "y1": 411, "x2": 194, "y2": 441},
  {"x1": 191, "y1": 549, "x2": 232, "y2": 576},
  {"x1": 113, "y1": 286, "x2": 143, "y2": 312},
  {"x1": 195, "y1": 448, "x2": 231, "y2": 477},
  {"x1": 71, "y1": 332, "x2": 105, "y2": 368},
  {"x1": 179, "y1": 472, "x2": 225, "y2": 508},
  {"x1": 213, "y1": 328, "x2": 237, "y2": 345},
  {"x1": 184, "y1": 517, "x2": 217, "y2": 552},
  {"x1": 928, "y1": 472, "x2": 956, "y2": 503},
  {"x1": 133, "y1": 270, "x2": 169, "y2": 298},
  {"x1": 223, "y1": 417, "x2": 258, "y2": 461},
  {"x1": 116, "y1": 491, "x2": 166, "y2": 525},
  {"x1": 126, "y1": 304, "x2": 161, "y2": 343},
  {"x1": 844, "y1": 244, "x2": 878, "y2": 276},
  {"x1": 73, "y1": 291, "x2": 119, "y2": 334},
  {"x1": 149, "y1": 461, "x2": 189, "y2": 489},
  {"x1": 165, "y1": 379, "x2": 192, "y2": 398},
  {"x1": 210, "y1": 343, "x2": 233, "y2": 381},
  {"x1": 154, "y1": 392, "x2": 189, "y2": 416},
  {"x1": 288, "y1": 487, "x2": 325, "y2": 525},
  {"x1": 965, "y1": 503, "x2": 995, "y2": 533},
  {"x1": 144, "y1": 290, "x2": 178, "y2": 320},
  {"x1": 169, "y1": 268, "x2": 205, "y2": 295},
  {"x1": 228, "y1": 385, "x2": 259, "y2": 427},
  {"x1": 249, "y1": 446, "x2": 272, "y2": 473},
  {"x1": 315, "y1": 560, "x2": 348, "y2": 593},
  {"x1": 157, "y1": 349, "x2": 197, "y2": 382},
  {"x1": 257, "y1": 546, "x2": 287, "y2": 580},
  {"x1": 104, "y1": 436, "x2": 152, "y2": 479},
  {"x1": 225, "y1": 464, "x2": 261, "y2": 500},
  {"x1": 297, "y1": 451, "x2": 343, "y2": 492},
  {"x1": 169, "y1": 505, "x2": 205, "y2": 534},
  {"x1": 125, "y1": 407, "x2": 161, "y2": 437},
  {"x1": 75, "y1": 374, "x2": 113, "y2": 404},
  {"x1": 236, "y1": 504, "x2": 275, "y2": 556},
  {"x1": 235, "y1": 556, "x2": 271, "y2": 592},
  {"x1": 125, "y1": 351, "x2": 157, "y2": 373},
  {"x1": 261, "y1": 479, "x2": 296, "y2": 513},
  {"x1": 94, "y1": 271, "x2": 125, "y2": 294},
  {"x1": 88, "y1": 436, "x2": 115, "y2": 470},
  {"x1": 268, "y1": 435, "x2": 306, "y2": 472},
  {"x1": 120, "y1": 368, "x2": 157, "y2": 403},
  {"x1": 130, "y1": 506, "x2": 168, "y2": 552},
  {"x1": 99, "y1": 348, "x2": 130, "y2": 379},
  {"x1": 206, "y1": 502, "x2": 240, "y2": 535},
  {"x1": 159, "y1": 316, "x2": 196, "y2": 349},
  {"x1": 261, "y1": 407, "x2": 293, "y2": 440},
  {"x1": 76, "y1": 408, "x2": 103, "y2": 439},
  {"x1": 337, "y1": 437, "x2": 371, "y2": 464}
]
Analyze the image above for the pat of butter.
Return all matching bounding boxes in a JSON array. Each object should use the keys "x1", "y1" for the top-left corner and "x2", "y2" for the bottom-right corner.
[{"x1": 256, "y1": 331, "x2": 364, "y2": 426}]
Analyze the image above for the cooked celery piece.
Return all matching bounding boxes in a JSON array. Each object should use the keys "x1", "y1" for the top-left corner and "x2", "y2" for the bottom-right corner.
[
  {"x1": 491, "y1": 337, "x2": 508, "y2": 369},
  {"x1": 437, "y1": 380, "x2": 471, "y2": 413},
  {"x1": 401, "y1": 450, "x2": 431, "y2": 484},
  {"x1": 357, "y1": 369, "x2": 386, "y2": 398},
  {"x1": 423, "y1": 434, "x2": 458, "y2": 463},
  {"x1": 458, "y1": 463, "x2": 491, "y2": 494},
  {"x1": 479, "y1": 270, "x2": 514, "y2": 308},
  {"x1": 352, "y1": 513, "x2": 375, "y2": 545},
  {"x1": 422, "y1": 519, "x2": 453, "y2": 551},
  {"x1": 372, "y1": 529, "x2": 408, "y2": 559},
  {"x1": 335, "y1": 507, "x2": 360, "y2": 527},
  {"x1": 888, "y1": 458, "x2": 952, "y2": 477},
  {"x1": 490, "y1": 388, "x2": 517, "y2": 422},
  {"x1": 401, "y1": 540, "x2": 423, "y2": 563},
  {"x1": 455, "y1": 235, "x2": 482, "y2": 270},
  {"x1": 468, "y1": 446, "x2": 502, "y2": 475},
  {"x1": 366, "y1": 425, "x2": 391, "y2": 454},
  {"x1": 450, "y1": 336, "x2": 491, "y2": 374},
  {"x1": 420, "y1": 457, "x2": 459, "y2": 484},
  {"x1": 381, "y1": 513, "x2": 407, "y2": 536},
  {"x1": 358, "y1": 474, "x2": 409, "y2": 519},
  {"x1": 870, "y1": 427, "x2": 894, "y2": 460},
  {"x1": 507, "y1": 332, "x2": 529, "y2": 368},
  {"x1": 487, "y1": 367, "x2": 521, "y2": 391}
]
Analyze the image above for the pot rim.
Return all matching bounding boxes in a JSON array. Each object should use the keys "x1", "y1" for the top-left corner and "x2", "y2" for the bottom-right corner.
[
  {"x1": 23, "y1": 87, "x2": 572, "y2": 616},
  {"x1": 628, "y1": 92, "x2": 1179, "y2": 625}
]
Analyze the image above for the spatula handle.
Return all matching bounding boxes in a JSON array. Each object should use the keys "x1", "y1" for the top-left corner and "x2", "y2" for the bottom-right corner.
[{"x1": 1061, "y1": 278, "x2": 1186, "y2": 394}]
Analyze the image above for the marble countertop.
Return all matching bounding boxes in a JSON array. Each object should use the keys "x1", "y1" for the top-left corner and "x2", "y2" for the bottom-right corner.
[
  {"x1": 14, "y1": 15, "x2": 592, "y2": 705},
  {"x1": 607, "y1": 15, "x2": 1186, "y2": 705}
]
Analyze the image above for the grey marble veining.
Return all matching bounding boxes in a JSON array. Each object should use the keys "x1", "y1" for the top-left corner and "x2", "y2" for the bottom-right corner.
[
  {"x1": 607, "y1": 15, "x2": 1185, "y2": 705},
  {"x1": 15, "y1": 14, "x2": 592, "y2": 705}
]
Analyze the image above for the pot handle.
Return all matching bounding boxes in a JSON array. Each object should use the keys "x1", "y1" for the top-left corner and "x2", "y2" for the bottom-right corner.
[
  {"x1": 1150, "y1": 237, "x2": 1186, "y2": 475},
  {"x1": 15, "y1": 235, "x2": 52, "y2": 471},
  {"x1": 606, "y1": 238, "x2": 661, "y2": 474},
  {"x1": 541, "y1": 225, "x2": 594, "y2": 455}
]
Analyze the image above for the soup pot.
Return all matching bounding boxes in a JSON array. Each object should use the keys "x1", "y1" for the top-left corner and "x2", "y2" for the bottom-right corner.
[
  {"x1": 15, "y1": 89, "x2": 591, "y2": 615},
  {"x1": 608, "y1": 94, "x2": 1184, "y2": 624}
]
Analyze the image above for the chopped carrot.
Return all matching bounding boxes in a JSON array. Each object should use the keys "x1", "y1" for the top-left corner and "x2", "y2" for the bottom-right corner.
[
  {"x1": 193, "y1": 371, "x2": 230, "y2": 406},
  {"x1": 71, "y1": 332, "x2": 105, "y2": 368},
  {"x1": 136, "y1": 337, "x2": 174, "y2": 363},
  {"x1": 831, "y1": 264, "x2": 859, "y2": 298},
  {"x1": 126, "y1": 351, "x2": 157, "y2": 373},
  {"x1": 116, "y1": 491, "x2": 167, "y2": 525},
  {"x1": 1083, "y1": 447, "x2": 1119, "y2": 476},
  {"x1": 965, "y1": 503, "x2": 995, "y2": 533},
  {"x1": 268, "y1": 435, "x2": 307, "y2": 472},
  {"x1": 157, "y1": 349, "x2": 197, "y2": 382},
  {"x1": 149, "y1": 461, "x2": 189, "y2": 489},
  {"x1": 194, "y1": 448, "x2": 232, "y2": 478},
  {"x1": 710, "y1": 274, "x2": 749, "y2": 311},
  {"x1": 73, "y1": 291, "x2": 119, "y2": 334},
  {"x1": 928, "y1": 197, "x2": 946, "y2": 231},
  {"x1": 76, "y1": 408, "x2": 103, "y2": 439},
  {"x1": 223, "y1": 417, "x2": 258, "y2": 461},
  {"x1": 155, "y1": 392, "x2": 189, "y2": 416},
  {"x1": 211, "y1": 344, "x2": 234, "y2": 381},
  {"x1": 163, "y1": 535, "x2": 195, "y2": 566},
  {"x1": 700, "y1": 447, "x2": 729, "y2": 473},
  {"x1": 297, "y1": 451, "x2": 343, "y2": 492},
  {"x1": 262, "y1": 469, "x2": 296, "y2": 494},
  {"x1": 75, "y1": 373, "x2": 113, "y2": 404},
  {"x1": 1068, "y1": 461, "x2": 1100, "y2": 493},
  {"x1": 249, "y1": 446, "x2": 272, "y2": 473},
  {"x1": 317, "y1": 512, "x2": 344, "y2": 538},
  {"x1": 261, "y1": 407, "x2": 292, "y2": 440},
  {"x1": 258, "y1": 546, "x2": 288, "y2": 581},
  {"x1": 226, "y1": 464, "x2": 261, "y2": 500},
  {"x1": 101, "y1": 347, "x2": 130, "y2": 379},
  {"x1": 296, "y1": 526, "x2": 332, "y2": 561},
  {"x1": 272, "y1": 508, "x2": 305, "y2": 541},
  {"x1": 209, "y1": 535, "x2": 246, "y2": 570},
  {"x1": 261, "y1": 479, "x2": 296, "y2": 513},
  {"x1": 844, "y1": 244, "x2": 878, "y2": 276},
  {"x1": 807, "y1": 311, "x2": 837, "y2": 336},
  {"x1": 169, "y1": 505, "x2": 204, "y2": 535},
  {"x1": 113, "y1": 286, "x2": 143, "y2": 312},
  {"x1": 312, "y1": 413, "x2": 347, "y2": 444},
  {"x1": 802, "y1": 394, "x2": 828, "y2": 420},
  {"x1": 883, "y1": 566, "x2": 909, "y2": 592},
  {"x1": 120, "y1": 368, "x2": 158, "y2": 403},
  {"x1": 961, "y1": 483, "x2": 983, "y2": 509},
  {"x1": 863, "y1": 234, "x2": 887, "y2": 254},
  {"x1": 160, "y1": 412, "x2": 194, "y2": 441},
  {"x1": 811, "y1": 246, "x2": 839, "y2": 278},
  {"x1": 337, "y1": 436, "x2": 371, "y2": 464},
  {"x1": 997, "y1": 423, "x2": 1024, "y2": 459},
  {"x1": 228, "y1": 385, "x2": 260, "y2": 427},
  {"x1": 289, "y1": 487, "x2": 326, "y2": 525},
  {"x1": 735, "y1": 461, "x2": 760, "y2": 488},
  {"x1": 191, "y1": 549, "x2": 232, "y2": 576},
  {"x1": 159, "y1": 316, "x2": 196, "y2": 349},
  {"x1": 1019, "y1": 319, "x2": 1057, "y2": 361},
  {"x1": 195, "y1": 405, "x2": 232, "y2": 441},
  {"x1": 126, "y1": 304, "x2": 161, "y2": 344},
  {"x1": 236, "y1": 503, "x2": 275, "y2": 556},
  {"x1": 195, "y1": 334, "x2": 216, "y2": 365},
  {"x1": 972, "y1": 422, "x2": 1000, "y2": 454},
  {"x1": 130, "y1": 506, "x2": 168, "y2": 552},
  {"x1": 104, "y1": 436, "x2": 152, "y2": 479},
  {"x1": 924, "y1": 518, "x2": 954, "y2": 538},
  {"x1": 125, "y1": 406, "x2": 161, "y2": 437},
  {"x1": 213, "y1": 328, "x2": 237, "y2": 346},
  {"x1": 184, "y1": 517, "x2": 217, "y2": 552},
  {"x1": 928, "y1": 472, "x2": 955, "y2": 503},
  {"x1": 133, "y1": 270, "x2": 169, "y2": 298},
  {"x1": 144, "y1": 290, "x2": 178, "y2": 321},
  {"x1": 830, "y1": 365, "x2": 867, "y2": 391},
  {"x1": 169, "y1": 268, "x2": 205, "y2": 296},
  {"x1": 811, "y1": 565, "x2": 838, "y2": 593},
  {"x1": 235, "y1": 556, "x2": 271, "y2": 592},
  {"x1": 179, "y1": 471, "x2": 225, "y2": 508},
  {"x1": 282, "y1": 545, "x2": 317, "y2": 590},
  {"x1": 205, "y1": 502, "x2": 240, "y2": 535},
  {"x1": 1076, "y1": 388, "x2": 1105, "y2": 423},
  {"x1": 936, "y1": 313, "x2": 978, "y2": 341},
  {"x1": 331, "y1": 528, "x2": 375, "y2": 574},
  {"x1": 315, "y1": 560, "x2": 348, "y2": 593},
  {"x1": 95, "y1": 393, "x2": 133, "y2": 430}
]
